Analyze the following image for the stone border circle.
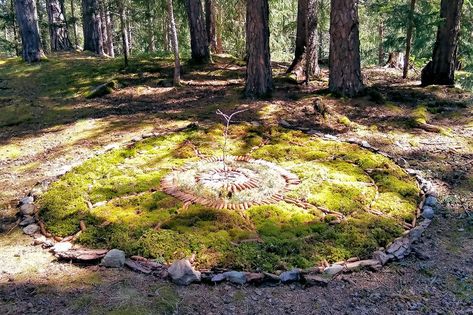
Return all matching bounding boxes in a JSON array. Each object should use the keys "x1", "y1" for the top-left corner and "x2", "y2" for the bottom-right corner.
[{"x1": 16, "y1": 124, "x2": 438, "y2": 287}]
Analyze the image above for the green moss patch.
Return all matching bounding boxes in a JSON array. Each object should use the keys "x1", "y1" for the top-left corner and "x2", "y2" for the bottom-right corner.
[{"x1": 39, "y1": 126, "x2": 420, "y2": 272}]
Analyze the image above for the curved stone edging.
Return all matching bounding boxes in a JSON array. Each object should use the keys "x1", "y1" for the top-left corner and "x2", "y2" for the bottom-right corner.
[{"x1": 16, "y1": 124, "x2": 438, "y2": 287}]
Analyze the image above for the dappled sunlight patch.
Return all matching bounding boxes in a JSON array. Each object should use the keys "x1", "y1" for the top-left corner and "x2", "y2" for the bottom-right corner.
[{"x1": 38, "y1": 125, "x2": 420, "y2": 272}]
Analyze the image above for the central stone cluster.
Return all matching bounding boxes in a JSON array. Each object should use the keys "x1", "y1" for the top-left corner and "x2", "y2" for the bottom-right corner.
[{"x1": 161, "y1": 156, "x2": 300, "y2": 210}]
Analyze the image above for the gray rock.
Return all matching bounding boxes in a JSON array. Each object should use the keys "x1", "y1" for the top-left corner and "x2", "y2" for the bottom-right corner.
[
  {"x1": 280, "y1": 268, "x2": 300, "y2": 283},
  {"x1": 20, "y1": 196, "x2": 34, "y2": 205},
  {"x1": 372, "y1": 250, "x2": 392, "y2": 265},
  {"x1": 421, "y1": 206, "x2": 435, "y2": 219},
  {"x1": 32, "y1": 234, "x2": 47, "y2": 245},
  {"x1": 19, "y1": 215, "x2": 36, "y2": 226},
  {"x1": 211, "y1": 273, "x2": 226, "y2": 283},
  {"x1": 425, "y1": 196, "x2": 437, "y2": 208},
  {"x1": 168, "y1": 259, "x2": 201, "y2": 285},
  {"x1": 101, "y1": 249, "x2": 126, "y2": 268},
  {"x1": 22, "y1": 224, "x2": 39, "y2": 235},
  {"x1": 20, "y1": 203, "x2": 36, "y2": 215},
  {"x1": 223, "y1": 271, "x2": 246, "y2": 285},
  {"x1": 52, "y1": 242, "x2": 73, "y2": 253},
  {"x1": 323, "y1": 264, "x2": 344, "y2": 276},
  {"x1": 245, "y1": 272, "x2": 264, "y2": 284},
  {"x1": 408, "y1": 226, "x2": 425, "y2": 242},
  {"x1": 392, "y1": 244, "x2": 411, "y2": 260}
]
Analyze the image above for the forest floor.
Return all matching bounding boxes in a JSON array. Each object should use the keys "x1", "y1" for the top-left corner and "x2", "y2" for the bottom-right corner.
[{"x1": 0, "y1": 52, "x2": 472, "y2": 314}]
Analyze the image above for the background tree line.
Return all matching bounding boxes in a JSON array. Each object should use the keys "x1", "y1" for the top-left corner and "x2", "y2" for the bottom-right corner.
[{"x1": 1, "y1": 0, "x2": 471, "y2": 96}]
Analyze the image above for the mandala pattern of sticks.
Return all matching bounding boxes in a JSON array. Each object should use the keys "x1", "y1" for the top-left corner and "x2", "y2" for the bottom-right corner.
[{"x1": 161, "y1": 155, "x2": 301, "y2": 210}]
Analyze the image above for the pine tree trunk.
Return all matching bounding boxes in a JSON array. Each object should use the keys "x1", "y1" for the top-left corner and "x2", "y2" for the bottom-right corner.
[
  {"x1": 328, "y1": 0, "x2": 364, "y2": 97},
  {"x1": 403, "y1": 0, "x2": 416, "y2": 79},
  {"x1": 215, "y1": 2, "x2": 223, "y2": 53},
  {"x1": 305, "y1": 0, "x2": 319, "y2": 81},
  {"x1": 244, "y1": 0, "x2": 272, "y2": 97},
  {"x1": 167, "y1": 0, "x2": 180, "y2": 85},
  {"x1": 378, "y1": 19, "x2": 384, "y2": 65},
  {"x1": 185, "y1": 0, "x2": 210, "y2": 64},
  {"x1": 14, "y1": 0, "x2": 44, "y2": 62},
  {"x1": 10, "y1": 0, "x2": 19, "y2": 55},
  {"x1": 119, "y1": 0, "x2": 129, "y2": 67},
  {"x1": 421, "y1": 0, "x2": 464, "y2": 86},
  {"x1": 46, "y1": 0, "x2": 71, "y2": 51},
  {"x1": 126, "y1": 7, "x2": 132, "y2": 53},
  {"x1": 146, "y1": 0, "x2": 155, "y2": 52},
  {"x1": 70, "y1": 0, "x2": 78, "y2": 47},
  {"x1": 105, "y1": 5, "x2": 114, "y2": 57},
  {"x1": 288, "y1": 0, "x2": 320, "y2": 82},
  {"x1": 99, "y1": 0, "x2": 109, "y2": 55},
  {"x1": 288, "y1": 0, "x2": 307, "y2": 73},
  {"x1": 82, "y1": 0, "x2": 104, "y2": 54},
  {"x1": 204, "y1": 0, "x2": 217, "y2": 53}
]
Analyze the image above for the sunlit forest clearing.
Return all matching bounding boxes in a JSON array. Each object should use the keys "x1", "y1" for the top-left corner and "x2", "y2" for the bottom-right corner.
[{"x1": 1, "y1": 0, "x2": 472, "y2": 313}]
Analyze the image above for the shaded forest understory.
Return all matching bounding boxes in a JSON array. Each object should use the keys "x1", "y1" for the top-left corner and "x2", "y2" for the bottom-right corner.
[{"x1": 0, "y1": 53, "x2": 472, "y2": 314}]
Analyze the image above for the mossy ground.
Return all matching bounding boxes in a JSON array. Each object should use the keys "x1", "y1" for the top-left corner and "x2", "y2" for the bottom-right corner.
[{"x1": 39, "y1": 125, "x2": 420, "y2": 272}]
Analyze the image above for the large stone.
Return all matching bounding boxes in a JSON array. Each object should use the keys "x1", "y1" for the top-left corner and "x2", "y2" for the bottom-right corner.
[
  {"x1": 223, "y1": 271, "x2": 246, "y2": 285},
  {"x1": 20, "y1": 203, "x2": 36, "y2": 215},
  {"x1": 425, "y1": 196, "x2": 437, "y2": 208},
  {"x1": 19, "y1": 215, "x2": 36, "y2": 226},
  {"x1": 22, "y1": 224, "x2": 39, "y2": 235},
  {"x1": 408, "y1": 226, "x2": 425, "y2": 242},
  {"x1": 421, "y1": 206, "x2": 435, "y2": 219},
  {"x1": 20, "y1": 196, "x2": 34, "y2": 205},
  {"x1": 55, "y1": 248, "x2": 108, "y2": 261},
  {"x1": 168, "y1": 259, "x2": 201, "y2": 285},
  {"x1": 323, "y1": 264, "x2": 344, "y2": 276},
  {"x1": 101, "y1": 249, "x2": 126, "y2": 268},
  {"x1": 211, "y1": 273, "x2": 226, "y2": 283},
  {"x1": 125, "y1": 259, "x2": 152, "y2": 274},
  {"x1": 52, "y1": 242, "x2": 73, "y2": 253},
  {"x1": 280, "y1": 269, "x2": 300, "y2": 283},
  {"x1": 372, "y1": 250, "x2": 391, "y2": 265},
  {"x1": 245, "y1": 272, "x2": 264, "y2": 284}
]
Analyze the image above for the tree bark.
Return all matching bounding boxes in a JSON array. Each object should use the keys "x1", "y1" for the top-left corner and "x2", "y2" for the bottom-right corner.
[
  {"x1": 118, "y1": 0, "x2": 129, "y2": 67},
  {"x1": 328, "y1": 0, "x2": 364, "y2": 97},
  {"x1": 146, "y1": 0, "x2": 155, "y2": 52},
  {"x1": 14, "y1": 0, "x2": 44, "y2": 62},
  {"x1": 378, "y1": 19, "x2": 384, "y2": 65},
  {"x1": 82, "y1": 0, "x2": 104, "y2": 54},
  {"x1": 70, "y1": 0, "x2": 78, "y2": 47},
  {"x1": 167, "y1": 0, "x2": 180, "y2": 85},
  {"x1": 244, "y1": 0, "x2": 272, "y2": 98},
  {"x1": 288, "y1": 0, "x2": 322, "y2": 81},
  {"x1": 215, "y1": 2, "x2": 223, "y2": 53},
  {"x1": 421, "y1": 0, "x2": 464, "y2": 86},
  {"x1": 105, "y1": 4, "x2": 114, "y2": 57},
  {"x1": 204, "y1": 0, "x2": 217, "y2": 53},
  {"x1": 10, "y1": 0, "x2": 20, "y2": 55},
  {"x1": 99, "y1": 0, "x2": 109, "y2": 55},
  {"x1": 305, "y1": 0, "x2": 319, "y2": 83},
  {"x1": 185, "y1": 0, "x2": 210, "y2": 64},
  {"x1": 403, "y1": 0, "x2": 416, "y2": 79},
  {"x1": 46, "y1": 0, "x2": 71, "y2": 51}
]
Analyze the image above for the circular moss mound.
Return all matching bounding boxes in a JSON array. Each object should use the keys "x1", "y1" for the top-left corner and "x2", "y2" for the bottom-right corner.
[{"x1": 39, "y1": 125, "x2": 420, "y2": 272}]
